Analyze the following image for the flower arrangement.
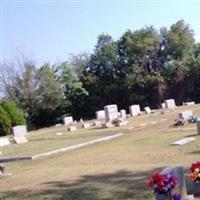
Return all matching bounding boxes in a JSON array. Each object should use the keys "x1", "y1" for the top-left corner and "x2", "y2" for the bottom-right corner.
[
  {"x1": 188, "y1": 114, "x2": 199, "y2": 123},
  {"x1": 147, "y1": 173, "x2": 177, "y2": 194},
  {"x1": 147, "y1": 173, "x2": 181, "y2": 200},
  {"x1": 174, "y1": 116, "x2": 185, "y2": 126},
  {"x1": 189, "y1": 161, "x2": 200, "y2": 183}
]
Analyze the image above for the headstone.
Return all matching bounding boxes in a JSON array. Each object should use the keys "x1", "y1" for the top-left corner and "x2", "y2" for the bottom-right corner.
[
  {"x1": 67, "y1": 126, "x2": 77, "y2": 131},
  {"x1": 63, "y1": 116, "x2": 73, "y2": 126},
  {"x1": 81, "y1": 123, "x2": 90, "y2": 128},
  {"x1": 120, "y1": 109, "x2": 127, "y2": 119},
  {"x1": 161, "y1": 166, "x2": 188, "y2": 200},
  {"x1": 104, "y1": 104, "x2": 118, "y2": 122},
  {"x1": 144, "y1": 106, "x2": 152, "y2": 114},
  {"x1": 183, "y1": 101, "x2": 195, "y2": 106},
  {"x1": 80, "y1": 118, "x2": 84, "y2": 124},
  {"x1": 55, "y1": 123, "x2": 62, "y2": 127},
  {"x1": 179, "y1": 111, "x2": 193, "y2": 121},
  {"x1": 161, "y1": 103, "x2": 166, "y2": 109},
  {"x1": 13, "y1": 136, "x2": 28, "y2": 144},
  {"x1": 12, "y1": 125, "x2": 27, "y2": 137},
  {"x1": 165, "y1": 99, "x2": 176, "y2": 109},
  {"x1": 129, "y1": 105, "x2": 141, "y2": 116},
  {"x1": 171, "y1": 137, "x2": 196, "y2": 146},
  {"x1": 197, "y1": 119, "x2": 200, "y2": 135},
  {"x1": 0, "y1": 138, "x2": 10, "y2": 147},
  {"x1": 95, "y1": 110, "x2": 106, "y2": 120}
]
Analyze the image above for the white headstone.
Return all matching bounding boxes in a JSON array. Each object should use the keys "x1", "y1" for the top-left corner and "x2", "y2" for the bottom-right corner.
[
  {"x1": 161, "y1": 166, "x2": 187, "y2": 200},
  {"x1": 165, "y1": 99, "x2": 176, "y2": 109},
  {"x1": 0, "y1": 138, "x2": 10, "y2": 147},
  {"x1": 13, "y1": 136, "x2": 28, "y2": 144},
  {"x1": 171, "y1": 137, "x2": 196, "y2": 146},
  {"x1": 144, "y1": 106, "x2": 152, "y2": 114},
  {"x1": 129, "y1": 105, "x2": 141, "y2": 116},
  {"x1": 183, "y1": 101, "x2": 195, "y2": 106},
  {"x1": 161, "y1": 103, "x2": 166, "y2": 109},
  {"x1": 104, "y1": 104, "x2": 118, "y2": 122},
  {"x1": 120, "y1": 109, "x2": 126, "y2": 119},
  {"x1": 197, "y1": 119, "x2": 200, "y2": 135},
  {"x1": 95, "y1": 110, "x2": 106, "y2": 120},
  {"x1": 12, "y1": 125, "x2": 27, "y2": 137},
  {"x1": 63, "y1": 116, "x2": 73, "y2": 126},
  {"x1": 179, "y1": 110, "x2": 193, "y2": 121}
]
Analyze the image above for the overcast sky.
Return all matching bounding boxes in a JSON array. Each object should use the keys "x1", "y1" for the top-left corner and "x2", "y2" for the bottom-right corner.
[{"x1": 1, "y1": 0, "x2": 200, "y2": 66}]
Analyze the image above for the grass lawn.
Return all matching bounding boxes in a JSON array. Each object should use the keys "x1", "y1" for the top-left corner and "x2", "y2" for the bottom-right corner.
[{"x1": 0, "y1": 104, "x2": 200, "y2": 199}]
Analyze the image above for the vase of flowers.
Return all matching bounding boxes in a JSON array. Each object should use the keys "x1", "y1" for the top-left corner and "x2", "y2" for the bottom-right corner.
[
  {"x1": 147, "y1": 173, "x2": 181, "y2": 200},
  {"x1": 189, "y1": 161, "x2": 200, "y2": 197}
]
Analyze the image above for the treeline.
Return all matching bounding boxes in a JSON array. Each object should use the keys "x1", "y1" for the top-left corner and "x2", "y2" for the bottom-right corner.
[{"x1": 1, "y1": 20, "x2": 200, "y2": 130}]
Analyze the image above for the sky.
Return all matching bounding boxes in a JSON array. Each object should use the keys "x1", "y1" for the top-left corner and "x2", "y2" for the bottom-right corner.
[{"x1": 1, "y1": 0, "x2": 200, "y2": 66}]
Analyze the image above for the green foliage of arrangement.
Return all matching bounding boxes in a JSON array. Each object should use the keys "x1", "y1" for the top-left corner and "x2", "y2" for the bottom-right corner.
[
  {"x1": 0, "y1": 105, "x2": 11, "y2": 136},
  {"x1": 1, "y1": 101, "x2": 26, "y2": 126}
]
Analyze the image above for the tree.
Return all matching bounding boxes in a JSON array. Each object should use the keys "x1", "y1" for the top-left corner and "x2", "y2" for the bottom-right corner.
[
  {"x1": 0, "y1": 105, "x2": 11, "y2": 136},
  {"x1": 1, "y1": 101, "x2": 26, "y2": 126},
  {"x1": 56, "y1": 62, "x2": 89, "y2": 118},
  {"x1": 33, "y1": 63, "x2": 65, "y2": 127},
  {"x1": 163, "y1": 20, "x2": 194, "y2": 60}
]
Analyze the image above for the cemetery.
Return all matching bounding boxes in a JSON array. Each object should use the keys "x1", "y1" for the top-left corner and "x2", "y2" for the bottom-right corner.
[
  {"x1": 1, "y1": 4, "x2": 200, "y2": 199},
  {"x1": 0, "y1": 103, "x2": 200, "y2": 199}
]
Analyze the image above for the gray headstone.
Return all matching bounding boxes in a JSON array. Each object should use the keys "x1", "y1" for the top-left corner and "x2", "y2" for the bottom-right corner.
[
  {"x1": 104, "y1": 104, "x2": 118, "y2": 122},
  {"x1": 165, "y1": 99, "x2": 176, "y2": 109},
  {"x1": 197, "y1": 119, "x2": 200, "y2": 134},
  {"x1": 63, "y1": 116, "x2": 73, "y2": 126},
  {"x1": 120, "y1": 109, "x2": 127, "y2": 119},
  {"x1": 161, "y1": 166, "x2": 187, "y2": 200},
  {"x1": 129, "y1": 105, "x2": 141, "y2": 116},
  {"x1": 0, "y1": 138, "x2": 10, "y2": 147},
  {"x1": 179, "y1": 111, "x2": 193, "y2": 121},
  {"x1": 12, "y1": 125, "x2": 27, "y2": 137},
  {"x1": 95, "y1": 110, "x2": 106, "y2": 120}
]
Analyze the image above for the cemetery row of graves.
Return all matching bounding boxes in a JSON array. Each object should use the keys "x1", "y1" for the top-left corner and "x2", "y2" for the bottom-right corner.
[{"x1": 0, "y1": 98, "x2": 200, "y2": 199}]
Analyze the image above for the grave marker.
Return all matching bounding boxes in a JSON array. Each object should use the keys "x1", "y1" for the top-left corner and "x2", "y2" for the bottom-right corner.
[
  {"x1": 120, "y1": 109, "x2": 126, "y2": 119},
  {"x1": 179, "y1": 111, "x2": 193, "y2": 121},
  {"x1": 63, "y1": 116, "x2": 73, "y2": 126},
  {"x1": 0, "y1": 138, "x2": 10, "y2": 147},
  {"x1": 12, "y1": 125, "x2": 27, "y2": 137},
  {"x1": 165, "y1": 99, "x2": 176, "y2": 109},
  {"x1": 197, "y1": 119, "x2": 200, "y2": 135},
  {"x1": 129, "y1": 105, "x2": 141, "y2": 116},
  {"x1": 161, "y1": 166, "x2": 187, "y2": 200},
  {"x1": 104, "y1": 104, "x2": 118, "y2": 122},
  {"x1": 95, "y1": 110, "x2": 106, "y2": 120}
]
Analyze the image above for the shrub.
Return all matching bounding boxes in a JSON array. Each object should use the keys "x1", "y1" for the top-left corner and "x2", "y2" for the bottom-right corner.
[
  {"x1": 1, "y1": 101, "x2": 26, "y2": 126},
  {"x1": 0, "y1": 105, "x2": 11, "y2": 136}
]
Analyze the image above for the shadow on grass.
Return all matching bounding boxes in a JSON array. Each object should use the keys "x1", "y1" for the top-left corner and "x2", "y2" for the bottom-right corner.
[
  {"x1": 1, "y1": 168, "x2": 166, "y2": 200},
  {"x1": 2, "y1": 167, "x2": 195, "y2": 200}
]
